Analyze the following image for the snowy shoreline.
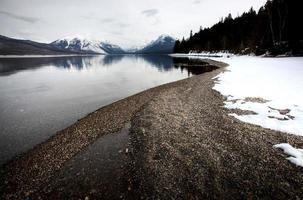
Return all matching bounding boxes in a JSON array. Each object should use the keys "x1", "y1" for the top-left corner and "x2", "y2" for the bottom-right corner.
[
  {"x1": 200, "y1": 54, "x2": 303, "y2": 167},
  {"x1": 173, "y1": 53, "x2": 303, "y2": 167},
  {"x1": 172, "y1": 53, "x2": 303, "y2": 136}
]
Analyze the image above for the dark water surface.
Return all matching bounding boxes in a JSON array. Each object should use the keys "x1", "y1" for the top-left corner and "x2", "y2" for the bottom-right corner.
[{"x1": 0, "y1": 55, "x2": 214, "y2": 164}]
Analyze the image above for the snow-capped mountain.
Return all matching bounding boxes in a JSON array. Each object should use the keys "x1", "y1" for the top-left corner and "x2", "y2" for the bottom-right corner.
[
  {"x1": 50, "y1": 37, "x2": 125, "y2": 54},
  {"x1": 50, "y1": 35, "x2": 175, "y2": 55},
  {"x1": 0, "y1": 34, "x2": 176, "y2": 55},
  {"x1": 136, "y1": 35, "x2": 176, "y2": 54}
]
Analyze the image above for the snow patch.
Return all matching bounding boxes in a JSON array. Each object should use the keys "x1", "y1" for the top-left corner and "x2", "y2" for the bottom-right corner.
[
  {"x1": 274, "y1": 143, "x2": 303, "y2": 167},
  {"x1": 211, "y1": 56, "x2": 303, "y2": 136},
  {"x1": 188, "y1": 51, "x2": 234, "y2": 58}
]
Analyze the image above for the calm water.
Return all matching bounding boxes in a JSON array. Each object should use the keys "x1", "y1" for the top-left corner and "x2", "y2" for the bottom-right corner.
[{"x1": 0, "y1": 55, "x2": 213, "y2": 164}]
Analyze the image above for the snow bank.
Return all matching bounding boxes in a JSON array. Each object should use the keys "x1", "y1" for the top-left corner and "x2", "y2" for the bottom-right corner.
[
  {"x1": 211, "y1": 56, "x2": 303, "y2": 136},
  {"x1": 274, "y1": 143, "x2": 303, "y2": 167},
  {"x1": 188, "y1": 51, "x2": 233, "y2": 58}
]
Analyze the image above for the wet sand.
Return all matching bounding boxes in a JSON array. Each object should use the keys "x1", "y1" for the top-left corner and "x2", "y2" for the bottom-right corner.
[
  {"x1": 34, "y1": 123, "x2": 132, "y2": 199},
  {"x1": 1, "y1": 59, "x2": 303, "y2": 199}
]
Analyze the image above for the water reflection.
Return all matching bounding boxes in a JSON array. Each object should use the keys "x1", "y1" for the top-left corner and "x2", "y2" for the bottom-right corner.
[
  {"x1": 0, "y1": 54, "x2": 218, "y2": 165},
  {"x1": 172, "y1": 57, "x2": 218, "y2": 75},
  {"x1": 0, "y1": 56, "x2": 98, "y2": 74},
  {"x1": 0, "y1": 55, "x2": 216, "y2": 76},
  {"x1": 102, "y1": 55, "x2": 124, "y2": 66}
]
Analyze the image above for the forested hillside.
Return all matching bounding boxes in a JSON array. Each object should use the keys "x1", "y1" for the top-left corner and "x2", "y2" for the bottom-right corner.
[{"x1": 174, "y1": 0, "x2": 303, "y2": 56}]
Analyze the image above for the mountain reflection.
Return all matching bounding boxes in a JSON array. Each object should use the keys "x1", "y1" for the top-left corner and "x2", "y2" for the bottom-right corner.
[{"x1": 0, "y1": 55, "x2": 217, "y2": 76}]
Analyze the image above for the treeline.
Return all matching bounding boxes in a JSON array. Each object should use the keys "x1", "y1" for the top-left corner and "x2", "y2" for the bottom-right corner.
[{"x1": 174, "y1": 0, "x2": 303, "y2": 56}]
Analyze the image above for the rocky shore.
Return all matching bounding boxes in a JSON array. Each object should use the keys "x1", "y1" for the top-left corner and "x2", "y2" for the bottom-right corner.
[
  {"x1": 1, "y1": 59, "x2": 303, "y2": 199},
  {"x1": 128, "y1": 63, "x2": 303, "y2": 199}
]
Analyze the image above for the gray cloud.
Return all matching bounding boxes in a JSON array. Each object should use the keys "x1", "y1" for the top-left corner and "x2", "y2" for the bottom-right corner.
[
  {"x1": 109, "y1": 30, "x2": 124, "y2": 35},
  {"x1": 141, "y1": 9, "x2": 158, "y2": 17},
  {"x1": 81, "y1": 16, "x2": 116, "y2": 24},
  {"x1": 151, "y1": 18, "x2": 160, "y2": 26},
  {"x1": 193, "y1": 0, "x2": 202, "y2": 4},
  {"x1": 100, "y1": 18, "x2": 116, "y2": 23},
  {"x1": 116, "y1": 22, "x2": 129, "y2": 28},
  {"x1": 81, "y1": 15, "x2": 94, "y2": 20},
  {"x1": 0, "y1": 10, "x2": 39, "y2": 23}
]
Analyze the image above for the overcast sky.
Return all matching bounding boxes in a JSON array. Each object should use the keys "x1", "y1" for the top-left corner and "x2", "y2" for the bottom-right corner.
[{"x1": 0, "y1": 0, "x2": 267, "y2": 48}]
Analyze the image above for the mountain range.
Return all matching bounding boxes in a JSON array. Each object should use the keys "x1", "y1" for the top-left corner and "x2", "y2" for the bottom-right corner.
[
  {"x1": 51, "y1": 37, "x2": 125, "y2": 54},
  {"x1": 0, "y1": 35, "x2": 175, "y2": 55}
]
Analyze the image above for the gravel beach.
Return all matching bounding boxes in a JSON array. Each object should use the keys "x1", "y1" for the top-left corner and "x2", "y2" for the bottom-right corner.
[{"x1": 1, "y1": 59, "x2": 303, "y2": 199}]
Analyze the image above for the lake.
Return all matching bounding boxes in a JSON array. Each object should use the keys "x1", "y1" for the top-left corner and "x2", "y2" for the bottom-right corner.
[{"x1": 0, "y1": 55, "x2": 214, "y2": 165}]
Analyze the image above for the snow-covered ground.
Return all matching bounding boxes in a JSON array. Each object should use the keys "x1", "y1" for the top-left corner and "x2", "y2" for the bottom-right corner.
[
  {"x1": 209, "y1": 56, "x2": 303, "y2": 136},
  {"x1": 207, "y1": 55, "x2": 303, "y2": 167}
]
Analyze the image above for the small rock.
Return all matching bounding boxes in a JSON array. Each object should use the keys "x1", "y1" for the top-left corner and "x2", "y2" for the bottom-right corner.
[
  {"x1": 141, "y1": 128, "x2": 145, "y2": 133},
  {"x1": 90, "y1": 189, "x2": 97, "y2": 194},
  {"x1": 279, "y1": 109, "x2": 291, "y2": 115},
  {"x1": 287, "y1": 115, "x2": 295, "y2": 120},
  {"x1": 24, "y1": 190, "x2": 33, "y2": 197}
]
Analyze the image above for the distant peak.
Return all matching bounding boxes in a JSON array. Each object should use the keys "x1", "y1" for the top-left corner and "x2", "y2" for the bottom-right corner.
[
  {"x1": 153, "y1": 35, "x2": 176, "y2": 43},
  {"x1": 157, "y1": 34, "x2": 175, "y2": 40},
  {"x1": 158, "y1": 34, "x2": 172, "y2": 38},
  {"x1": 56, "y1": 35, "x2": 101, "y2": 43}
]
